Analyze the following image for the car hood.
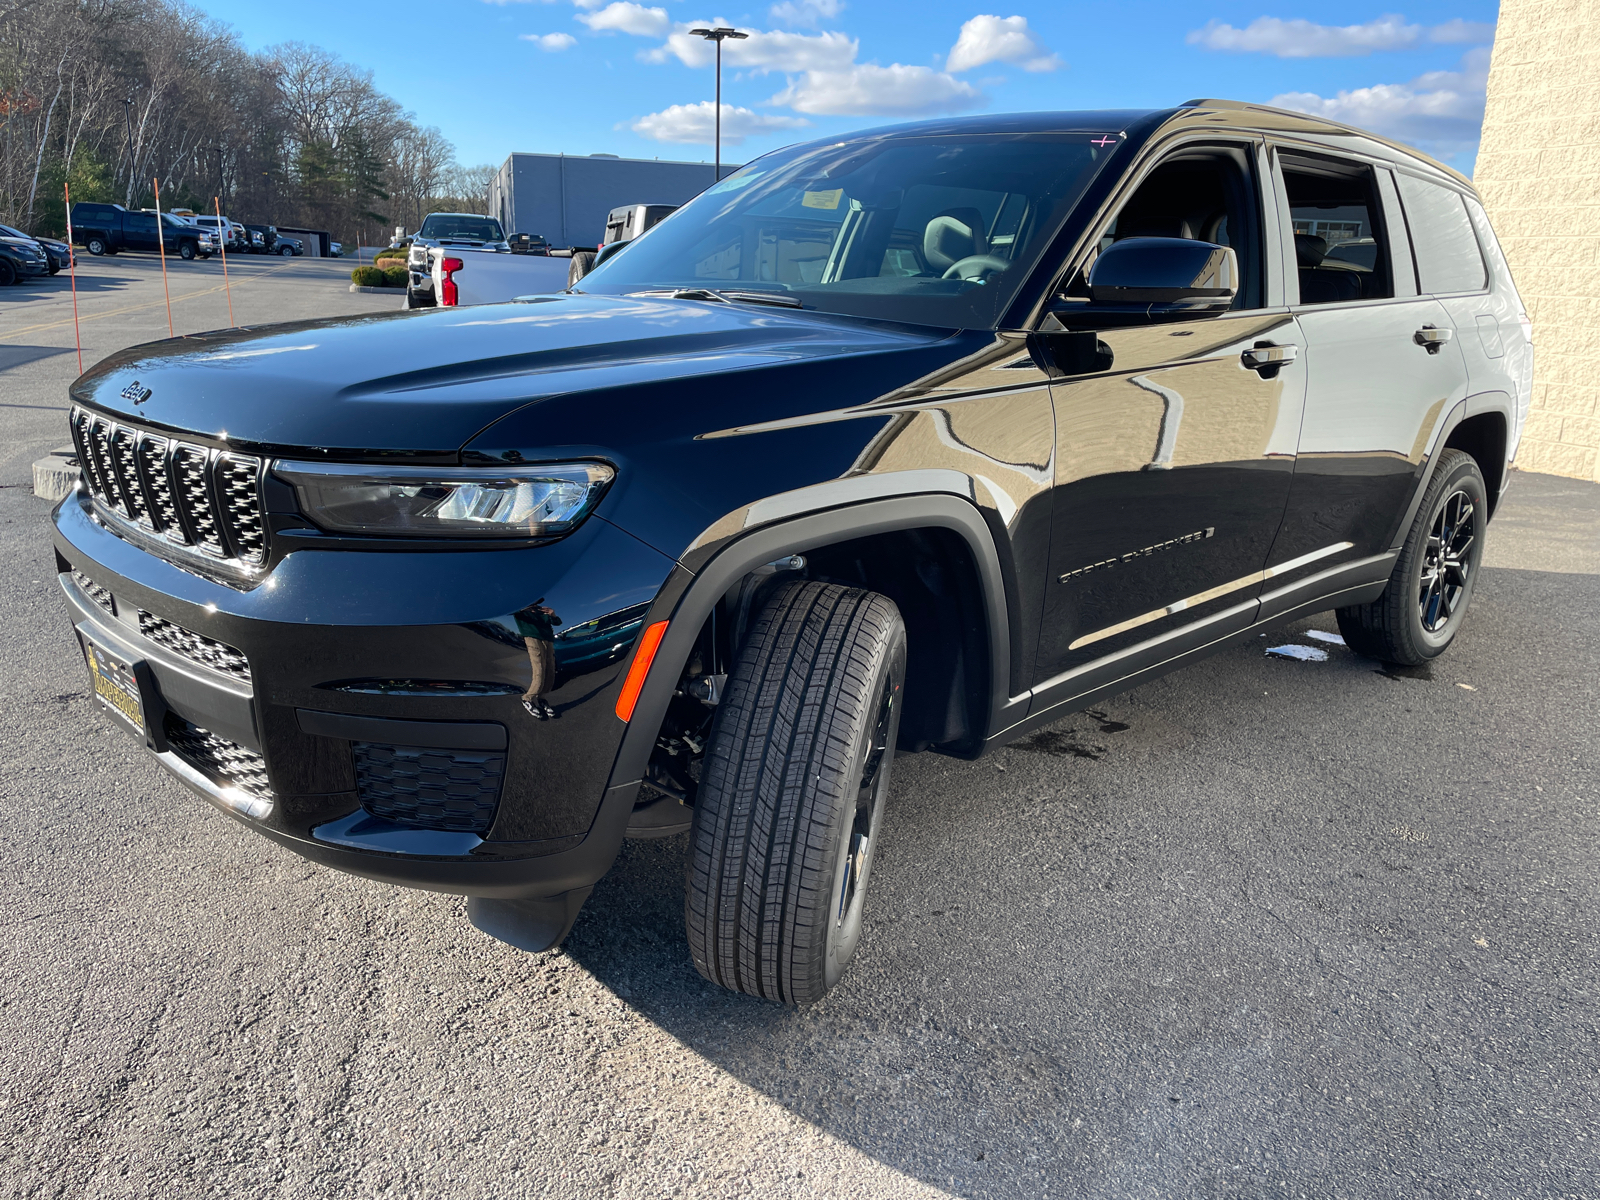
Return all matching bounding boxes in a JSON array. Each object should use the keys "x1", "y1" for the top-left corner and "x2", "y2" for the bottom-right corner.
[{"x1": 69, "y1": 293, "x2": 963, "y2": 458}]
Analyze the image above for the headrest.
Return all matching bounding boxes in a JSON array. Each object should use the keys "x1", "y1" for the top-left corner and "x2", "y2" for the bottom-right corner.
[
  {"x1": 1295, "y1": 233, "x2": 1328, "y2": 268},
  {"x1": 924, "y1": 208, "x2": 986, "y2": 272},
  {"x1": 1116, "y1": 217, "x2": 1193, "y2": 241}
]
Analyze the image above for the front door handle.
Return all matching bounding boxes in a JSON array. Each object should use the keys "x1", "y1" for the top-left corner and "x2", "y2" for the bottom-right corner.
[
  {"x1": 1414, "y1": 325, "x2": 1453, "y2": 354},
  {"x1": 1241, "y1": 342, "x2": 1298, "y2": 373}
]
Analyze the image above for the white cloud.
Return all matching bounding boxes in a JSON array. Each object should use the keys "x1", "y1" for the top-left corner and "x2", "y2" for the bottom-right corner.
[
  {"x1": 1428, "y1": 18, "x2": 1497, "y2": 44},
  {"x1": 630, "y1": 101, "x2": 811, "y2": 145},
  {"x1": 769, "y1": 0, "x2": 844, "y2": 27},
  {"x1": 1189, "y1": 14, "x2": 1425, "y2": 57},
  {"x1": 770, "y1": 63, "x2": 984, "y2": 117},
  {"x1": 578, "y1": 2, "x2": 670, "y2": 37},
  {"x1": 946, "y1": 15, "x2": 1061, "y2": 73},
  {"x1": 1270, "y1": 47, "x2": 1490, "y2": 156},
  {"x1": 647, "y1": 26, "x2": 858, "y2": 73},
  {"x1": 520, "y1": 32, "x2": 578, "y2": 50}
]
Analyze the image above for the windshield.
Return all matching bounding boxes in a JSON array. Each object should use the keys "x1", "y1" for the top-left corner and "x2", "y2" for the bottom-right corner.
[
  {"x1": 418, "y1": 215, "x2": 504, "y2": 241},
  {"x1": 576, "y1": 133, "x2": 1114, "y2": 329}
]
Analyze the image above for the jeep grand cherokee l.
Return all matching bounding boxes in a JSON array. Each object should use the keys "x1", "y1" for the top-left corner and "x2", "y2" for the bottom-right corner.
[{"x1": 53, "y1": 101, "x2": 1530, "y2": 1003}]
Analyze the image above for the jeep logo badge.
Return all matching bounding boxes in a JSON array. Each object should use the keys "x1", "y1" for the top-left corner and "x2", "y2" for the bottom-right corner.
[{"x1": 120, "y1": 380, "x2": 152, "y2": 405}]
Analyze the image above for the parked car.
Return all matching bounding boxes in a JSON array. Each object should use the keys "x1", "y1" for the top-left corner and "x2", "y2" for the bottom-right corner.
[
  {"x1": 0, "y1": 223, "x2": 71, "y2": 274},
  {"x1": 509, "y1": 233, "x2": 550, "y2": 255},
  {"x1": 242, "y1": 224, "x2": 278, "y2": 254},
  {"x1": 406, "y1": 212, "x2": 509, "y2": 307},
  {"x1": 330, "y1": 242, "x2": 343, "y2": 258},
  {"x1": 190, "y1": 215, "x2": 248, "y2": 252},
  {"x1": 69, "y1": 203, "x2": 215, "y2": 259},
  {"x1": 422, "y1": 243, "x2": 567, "y2": 307},
  {"x1": 276, "y1": 236, "x2": 302, "y2": 257},
  {"x1": 568, "y1": 203, "x2": 677, "y2": 287},
  {"x1": 53, "y1": 101, "x2": 1530, "y2": 1005},
  {"x1": 0, "y1": 233, "x2": 50, "y2": 284}
]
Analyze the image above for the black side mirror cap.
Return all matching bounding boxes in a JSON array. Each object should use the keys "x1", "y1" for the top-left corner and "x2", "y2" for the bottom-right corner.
[{"x1": 1050, "y1": 237, "x2": 1238, "y2": 328}]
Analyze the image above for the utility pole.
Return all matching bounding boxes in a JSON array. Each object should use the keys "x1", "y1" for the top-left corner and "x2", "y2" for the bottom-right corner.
[
  {"x1": 123, "y1": 93, "x2": 138, "y2": 206},
  {"x1": 689, "y1": 27, "x2": 747, "y2": 183}
]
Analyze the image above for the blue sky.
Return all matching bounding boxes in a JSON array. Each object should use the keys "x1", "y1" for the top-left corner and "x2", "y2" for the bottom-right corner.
[{"x1": 200, "y1": 1, "x2": 1500, "y2": 175}]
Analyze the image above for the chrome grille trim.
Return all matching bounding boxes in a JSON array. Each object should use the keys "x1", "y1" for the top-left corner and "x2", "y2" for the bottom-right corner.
[
  {"x1": 138, "y1": 611, "x2": 251, "y2": 682},
  {"x1": 69, "y1": 408, "x2": 268, "y2": 575},
  {"x1": 163, "y1": 715, "x2": 274, "y2": 814}
]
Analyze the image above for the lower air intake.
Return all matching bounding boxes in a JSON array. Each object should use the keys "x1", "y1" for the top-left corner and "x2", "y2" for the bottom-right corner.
[
  {"x1": 163, "y1": 715, "x2": 274, "y2": 812},
  {"x1": 353, "y1": 743, "x2": 504, "y2": 835}
]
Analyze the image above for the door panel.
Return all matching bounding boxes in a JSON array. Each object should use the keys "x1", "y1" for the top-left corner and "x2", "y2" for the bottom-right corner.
[
  {"x1": 1033, "y1": 310, "x2": 1305, "y2": 686},
  {"x1": 1272, "y1": 299, "x2": 1470, "y2": 584}
]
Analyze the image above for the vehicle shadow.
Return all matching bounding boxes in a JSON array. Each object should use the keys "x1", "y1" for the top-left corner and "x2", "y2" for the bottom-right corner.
[
  {"x1": 560, "y1": 583, "x2": 1593, "y2": 1198},
  {"x1": 3, "y1": 273, "x2": 140, "y2": 299},
  {"x1": 0, "y1": 344, "x2": 77, "y2": 372}
]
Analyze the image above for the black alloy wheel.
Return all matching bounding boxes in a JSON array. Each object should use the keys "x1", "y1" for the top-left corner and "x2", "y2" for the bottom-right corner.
[
  {"x1": 686, "y1": 579, "x2": 907, "y2": 1004},
  {"x1": 85, "y1": 236, "x2": 107, "y2": 256},
  {"x1": 1337, "y1": 448, "x2": 1488, "y2": 665}
]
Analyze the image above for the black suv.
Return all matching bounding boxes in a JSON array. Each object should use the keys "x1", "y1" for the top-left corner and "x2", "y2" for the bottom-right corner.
[
  {"x1": 53, "y1": 102, "x2": 1530, "y2": 1003},
  {"x1": 70, "y1": 203, "x2": 214, "y2": 259}
]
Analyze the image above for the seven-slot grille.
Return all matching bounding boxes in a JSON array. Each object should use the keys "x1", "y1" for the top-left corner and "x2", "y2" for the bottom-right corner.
[
  {"x1": 70, "y1": 407, "x2": 267, "y2": 567},
  {"x1": 138, "y1": 611, "x2": 251, "y2": 682}
]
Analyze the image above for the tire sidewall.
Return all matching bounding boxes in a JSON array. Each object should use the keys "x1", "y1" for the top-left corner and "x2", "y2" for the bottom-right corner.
[
  {"x1": 822, "y1": 628, "x2": 907, "y2": 991},
  {"x1": 1405, "y1": 456, "x2": 1488, "y2": 657},
  {"x1": 179, "y1": 241, "x2": 196, "y2": 260},
  {"x1": 86, "y1": 237, "x2": 106, "y2": 256},
  {"x1": 0, "y1": 259, "x2": 15, "y2": 286}
]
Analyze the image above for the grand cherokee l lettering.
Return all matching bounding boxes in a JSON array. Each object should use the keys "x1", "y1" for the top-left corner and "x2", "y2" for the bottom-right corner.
[{"x1": 53, "y1": 102, "x2": 1530, "y2": 1003}]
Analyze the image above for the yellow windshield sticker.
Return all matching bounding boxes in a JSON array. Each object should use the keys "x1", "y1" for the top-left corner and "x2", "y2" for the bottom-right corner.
[{"x1": 802, "y1": 189, "x2": 843, "y2": 211}]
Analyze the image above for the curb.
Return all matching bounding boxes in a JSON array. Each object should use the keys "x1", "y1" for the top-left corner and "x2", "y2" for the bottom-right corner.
[
  {"x1": 349, "y1": 284, "x2": 407, "y2": 294},
  {"x1": 32, "y1": 446, "x2": 78, "y2": 502}
]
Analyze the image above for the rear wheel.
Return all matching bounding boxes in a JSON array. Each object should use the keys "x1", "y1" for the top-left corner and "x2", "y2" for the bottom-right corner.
[
  {"x1": 85, "y1": 236, "x2": 107, "y2": 256},
  {"x1": 1336, "y1": 448, "x2": 1487, "y2": 665},
  {"x1": 686, "y1": 580, "x2": 906, "y2": 1005},
  {"x1": 567, "y1": 251, "x2": 595, "y2": 288}
]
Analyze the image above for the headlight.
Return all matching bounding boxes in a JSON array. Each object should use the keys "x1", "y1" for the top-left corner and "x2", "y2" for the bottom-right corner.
[{"x1": 273, "y1": 461, "x2": 614, "y2": 538}]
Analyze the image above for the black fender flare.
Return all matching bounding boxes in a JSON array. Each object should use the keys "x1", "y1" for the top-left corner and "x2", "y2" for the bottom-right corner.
[
  {"x1": 1389, "y1": 390, "x2": 1512, "y2": 551},
  {"x1": 603, "y1": 492, "x2": 1017, "y2": 796}
]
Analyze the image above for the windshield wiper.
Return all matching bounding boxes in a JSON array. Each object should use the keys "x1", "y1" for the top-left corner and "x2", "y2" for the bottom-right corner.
[{"x1": 630, "y1": 287, "x2": 803, "y2": 309}]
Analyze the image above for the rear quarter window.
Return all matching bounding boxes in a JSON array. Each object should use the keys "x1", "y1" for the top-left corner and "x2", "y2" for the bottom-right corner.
[{"x1": 1397, "y1": 174, "x2": 1487, "y2": 294}]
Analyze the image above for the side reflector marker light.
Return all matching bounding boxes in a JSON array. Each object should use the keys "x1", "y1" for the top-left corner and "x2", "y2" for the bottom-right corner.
[{"x1": 615, "y1": 620, "x2": 669, "y2": 723}]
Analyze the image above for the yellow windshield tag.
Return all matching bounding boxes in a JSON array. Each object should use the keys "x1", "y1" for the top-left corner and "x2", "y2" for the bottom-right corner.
[{"x1": 802, "y1": 189, "x2": 843, "y2": 211}]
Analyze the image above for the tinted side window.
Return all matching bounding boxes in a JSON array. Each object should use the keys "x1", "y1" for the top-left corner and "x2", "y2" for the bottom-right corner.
[
  {"x1": 1462, "y1": 195, "x2": 1517, "y2": 297},
  {"x1": 124, "y1": 212, "x2": 157, "y2": 233},
  {"x1": 1282, "y1": 158, "x2": 1393, "y2": 304},
  {"x1": 1396, "y1": 175, "x2": 1486, "y2": 294}
]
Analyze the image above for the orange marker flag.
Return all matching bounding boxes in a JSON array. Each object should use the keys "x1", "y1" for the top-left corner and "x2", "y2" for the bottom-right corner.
[
  {"x1": 152, "y1": 176, "x2": 173, "y2": 337},
  {"x1": 64, "y1": 182, "x2": 83, "y2": 374},
  {"x1": 215, "y1": 195, "x2": 234, "y2": 327}
]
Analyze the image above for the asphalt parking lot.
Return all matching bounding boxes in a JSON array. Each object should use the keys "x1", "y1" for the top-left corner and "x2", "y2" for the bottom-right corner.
[{"x1": 1, "y1": 258, "x2": 1596, "y2": 1199}]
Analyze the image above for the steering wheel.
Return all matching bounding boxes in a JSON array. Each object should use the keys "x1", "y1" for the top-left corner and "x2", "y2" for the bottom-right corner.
[{"x1": 941, "y1": 254, "x2": 1010, "y2": 281}]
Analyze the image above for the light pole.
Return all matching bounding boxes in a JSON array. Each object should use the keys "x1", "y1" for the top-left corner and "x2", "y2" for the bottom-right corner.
[{"x1": 689, "y1": 26, "x2": 747, "y2": 183}]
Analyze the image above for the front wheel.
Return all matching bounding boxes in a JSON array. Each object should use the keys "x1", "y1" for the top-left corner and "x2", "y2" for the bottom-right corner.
[
  {"x1": 0, "y1": 259, "x2": 16, "y2": 286},
  {"x1": 567, "y1": 251, "x2": 595, "y2": 288},
  {"x1": 279, "y1": 245, "x2": 293, "y2": 256},
  {"x1": 686, "y1": 580, "x2": 906, "y2": 1004},
  {"x1": 1337, "y1": 448, "x2": 1488, "y2": 665},
  {"x1": 178, "y1": 241, "x2": 196, "y2": 261}
]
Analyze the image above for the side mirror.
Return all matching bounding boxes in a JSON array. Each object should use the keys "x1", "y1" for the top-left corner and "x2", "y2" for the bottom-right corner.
[{"x1": 1070, "y1": 237, "x2": 1237, "y2": 324}]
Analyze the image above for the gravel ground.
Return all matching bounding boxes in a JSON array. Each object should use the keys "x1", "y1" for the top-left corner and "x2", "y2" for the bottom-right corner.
[{"x1": 1, "y1": 259, "x2": 1596, "y2": 1198}]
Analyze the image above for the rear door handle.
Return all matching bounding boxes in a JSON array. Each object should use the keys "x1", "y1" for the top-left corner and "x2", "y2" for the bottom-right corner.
[
  {"x1": 1414, "y1": 325, "x2": 1453, "y2": 354},
  {"x1": 1241, "y1": 342, "x2": 1298, "y2": 371}
]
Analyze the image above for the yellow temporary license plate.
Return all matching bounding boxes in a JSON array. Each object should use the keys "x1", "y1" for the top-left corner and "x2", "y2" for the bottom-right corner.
[{"x1": 82, "y1": 634, "x2": 145, "y2": 735}]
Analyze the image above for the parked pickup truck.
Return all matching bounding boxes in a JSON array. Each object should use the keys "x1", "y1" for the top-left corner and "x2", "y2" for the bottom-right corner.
[
  {"x1": 405, "y1": 212, "x2": 510, "y2": 307},
  {"x1": 70, "y1": 203, "x2": 216, "y2": 259},
  {"x1": 425, "y1": 244, "x2": 569, "y2": 307}
]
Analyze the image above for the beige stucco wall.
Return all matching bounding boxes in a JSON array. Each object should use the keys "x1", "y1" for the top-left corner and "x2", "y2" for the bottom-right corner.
[{"x1": 1474, "y1": 0, "x2": 1600, "y2": 481}]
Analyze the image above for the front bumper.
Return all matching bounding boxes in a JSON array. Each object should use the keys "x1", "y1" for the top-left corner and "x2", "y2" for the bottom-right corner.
[
  {"x1": 53, "y1": 488, "x2": 676, "y2": 899},
  {"x1": 11, "y1": 256, "x2": 49, "y2": 277}
]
